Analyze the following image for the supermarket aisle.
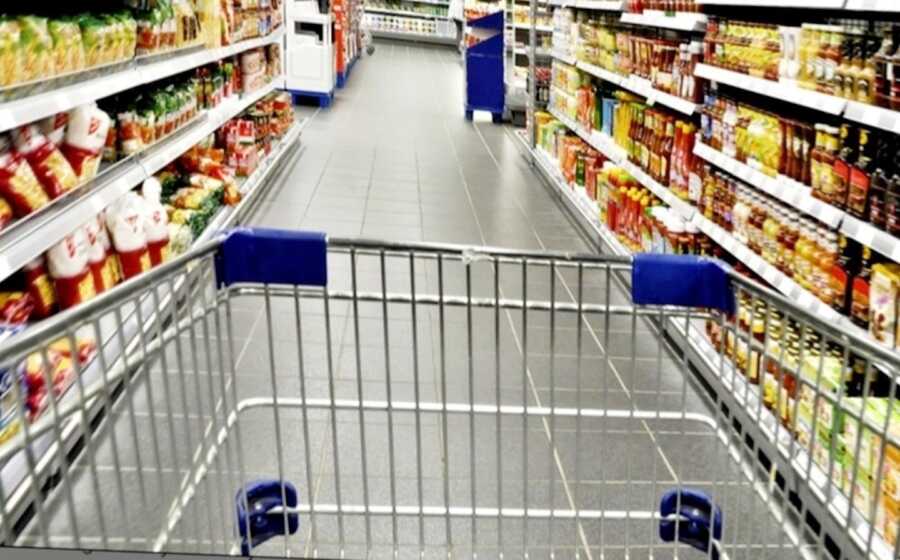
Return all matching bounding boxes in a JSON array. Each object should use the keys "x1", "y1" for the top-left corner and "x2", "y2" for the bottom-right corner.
[{"x1": 23, "y1": 41, "x2": 786, "y2": 559}]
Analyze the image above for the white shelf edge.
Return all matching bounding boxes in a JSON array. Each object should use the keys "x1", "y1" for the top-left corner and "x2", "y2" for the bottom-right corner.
[
  {"x1": 840, "y1": 214, "x2": 900, "y2": 263},
  {"x1": 364, "y1": 7, "x2": 448, "y2": 18},
  {"x1": 844, "y1": 100, "x2": 900, "y2": 135},
  {"x1": 694, "y1": 63, "x2": 846, "y2": 116},
  {"x1": 575, "y1": 61, "x2": 697, "y2": 115},
  {"x1": 550, "y1": 50, "x2": 577, "y2": 66},
  {"x1": 0, "y1": 29, "x2": 284, "y2": 133},
  {"x1": 619, "y1": 10, "x2": 707, "y2": 32},
  {"x1": 699, "y1": 0, "x2": 844, "y2": 6},
  {"x1": 0, "y1": 80, "x2": 280, "y2": 284},
  {"x1": 693, "y1": 140, "x2": 845, "y2": 228}
]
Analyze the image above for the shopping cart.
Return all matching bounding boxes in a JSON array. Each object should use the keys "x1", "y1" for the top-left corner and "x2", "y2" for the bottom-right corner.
[{"x1": 0, "y1": 228, "x2": 897, "y2": 560}]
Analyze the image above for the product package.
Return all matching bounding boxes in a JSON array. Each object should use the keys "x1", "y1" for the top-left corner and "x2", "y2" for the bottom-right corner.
[
  {"x1": 12, "y1": 125, "x2": 79, "y2": 199},
  {"x1": 46, "y1": 229, "x2": 96, "y2": 310},
  {"x1": 106, "y1": 193, "x2": 151, "y2": 280}
]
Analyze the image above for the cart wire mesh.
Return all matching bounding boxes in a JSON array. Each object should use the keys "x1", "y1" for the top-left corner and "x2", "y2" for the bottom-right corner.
[{"x1": 1, "y1": 229, "x2": 894, "y2": 560}]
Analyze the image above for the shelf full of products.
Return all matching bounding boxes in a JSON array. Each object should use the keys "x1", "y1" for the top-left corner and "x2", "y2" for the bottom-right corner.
[
  {"x1": 532, "y1": 100, "x2": 900, "y2": 559},
  {"x1": 531, "y1": 0, "x2": 900, "y2": 541},
  {"x1": 364, "y1": 0, "x2": 450, "y2": 19},
  {"x1": 0, "y1": 91, "x2": 300, "y2": 530},
  {"x1": 367, "y1": 14, "x2": 456, "y2": 42},
  {"x1": 0, "y1": 5, "x2": 284, "y2": 132}
]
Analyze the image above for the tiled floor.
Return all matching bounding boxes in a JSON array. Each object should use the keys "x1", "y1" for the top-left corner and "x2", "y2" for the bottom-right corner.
[{"x1": 18, "y1": 41, "x2": 798, "y2": 559}]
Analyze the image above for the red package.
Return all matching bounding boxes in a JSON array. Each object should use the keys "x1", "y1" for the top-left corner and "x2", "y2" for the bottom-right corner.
[
  {"x1": 0, "y1": 292, "x2": 34, "y2": 324},
  {"x1": 62, "y1": 105, "x2": 111, "y2": 182},
  {"x1": 141, "y1": 178, "x2": 170, "y2": 266},
  {"x1": 47, "y1": 229, "x2": 96, "y2": 310},
  {"x1": 12, "y1": 125, "x2": 79, "y2": 199},
  {"x1": 23, "y1": 257, "x2": 57, "y2": 319},
  {"x1": 0, "y1": 138, "x2": 50, "y2": 217}
]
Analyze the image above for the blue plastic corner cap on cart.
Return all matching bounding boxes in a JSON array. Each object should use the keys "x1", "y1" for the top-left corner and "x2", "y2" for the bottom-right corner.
[
  {"x1": 658, "y1": 488, "x2": 723, "y2": 559},
  {"x1": 631, "y1": 254, "x2": 734, "y2": 315},
  {"x1": 235, "y1": 479, "x2": 300, "y2": 555},
  {"x1": 216, "y1": 228, "x2": 328, "y2": 288}
]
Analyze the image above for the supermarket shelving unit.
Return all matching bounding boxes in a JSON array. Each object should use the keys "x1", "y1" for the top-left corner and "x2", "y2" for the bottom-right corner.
[
  {"x1": 521, "y1": 1, "x2": 900, "y2": 558},
  {"x1": 504, "y1": 0, "x2": 553, "y2": 118},
  {"x1": 0, "y1": 29, "x2": 303, "y2": 533},
  {"x1": 365, "y1": 0, "x2": 456, "y2": 44}
]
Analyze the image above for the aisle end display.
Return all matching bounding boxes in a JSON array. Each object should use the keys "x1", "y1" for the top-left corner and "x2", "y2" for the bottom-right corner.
[
  {"x1": 285, "y1": 1, "x2": 336, "y2": 106},
  {"x1": 465, "y1": 10, "x2": 505, "y2": 120}
]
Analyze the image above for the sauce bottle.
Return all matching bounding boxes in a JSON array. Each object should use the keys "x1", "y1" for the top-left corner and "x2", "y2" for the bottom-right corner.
[
  {"x1": 847, "y1": 128, "x2": 875, "y2": 219},
  {"x1": 833, "y1": 124, "x2": 857, "y2": 209},
  {"x1": 831, "y1": 232, "x2": 860, "y2": 315},
  {"x1": 858, "y1": 37, "x2": 878, "y2": 104},
  {"x1": 886, "y1": 162, "x2": 900, "y2": 236},
  {"x1": 868, "y1": 135, "x2": 892, "y2": 230},
  {"x1": 874, "y1": 28, "x2": 895, "y2": 107}
]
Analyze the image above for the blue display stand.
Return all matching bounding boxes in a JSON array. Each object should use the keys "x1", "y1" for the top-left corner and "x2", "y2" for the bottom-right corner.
[{"x1": 465, "y1": 11, "x2": 504, "y2": 122}]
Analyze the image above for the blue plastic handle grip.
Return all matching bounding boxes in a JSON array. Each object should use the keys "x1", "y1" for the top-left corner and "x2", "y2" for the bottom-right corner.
[
  {"x1": 631, "y1": 254, "x2": 735, "y2": 315},
  {"x1": 215, "y1": 228, "x2": 328, "y2": 288}
]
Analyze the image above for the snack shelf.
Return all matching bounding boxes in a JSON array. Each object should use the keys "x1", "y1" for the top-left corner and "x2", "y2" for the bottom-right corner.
[
  {"x1": 694, "y1": 63, "x2": 847, "y2": 116},
  {"x1": 0, "y1": 115, "x2": 302, "y2": 532},
  {"x1": 0, "y1": 80, "x2": 279, "y2": 285},
  {"x1": 575, "y1": 60, "x2": 698, "y2": 115},
  {"x1": 693, "y1": 141, "x2": 846, "y2": 228},
  {"x1": 0, "y1": 28, "x2": 285, "y2": 133},
  {"x1": 364, "y1": 7, "x2": 448, "y2": 18},
  {"x1": 619, "y1": 10, "x2": 707, "y2": 32},
  {"x1": 551, "y1": 50, "x2": 577, "y2": 66}
]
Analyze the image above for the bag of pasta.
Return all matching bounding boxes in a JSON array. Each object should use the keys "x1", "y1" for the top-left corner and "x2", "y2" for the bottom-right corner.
[
  {"x1": 48, "y1": 18, "x2": 84, "y2": 75},
  {"x1": 47, "y1": 228, "x2": 96, "y2": 310},
  {"x1": 106, "y1": 193, "x2": 151, "y2": 280},
  {"x1": 18, "y1": 16, "x2": 54, "y2": 81},
  {"x1": 0, "y1": 136, "x2": 50, "y2": 217},
  {"x1": 0, "y1": 18, "x2": 22, "y2": 87},
  {"x1": 23, "y1": 256, "x2": 57, "y2": 319},
  {"x1": 12, "y1": 125, "x2": 79, "y2": 199},
  {"x1": 62, "y1": 104, "x2": 111, "y2": 182}
]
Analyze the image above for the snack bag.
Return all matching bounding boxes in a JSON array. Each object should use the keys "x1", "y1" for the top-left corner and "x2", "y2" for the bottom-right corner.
[
  {"x1": 47, "y1": 228, "x2": 96, "y2": 310},
  {"x1": 48, "y1": 18, "x2": 85, "y2": 75},
  {"x1": 12, "y1": 125, "x2": 79, "y2": 199},
  {"x1": 0, "y1": 18, "x2": 23, "y2": 87},
  {"x1": 96, "y1": 212, "x2": 121, "y2": 285},
  {"x1": 18, "y1": 16, "x2": 54, "y2": 81},
  {"x1": 106, "y1": 193, "x2": 151, "y2": 280},
  {"x1": 79, "y1": 16, "x2": 106, "y2": 68},
  {"x1": 103, "y1": 116, "x2": 118, "y2": 162},
  {"x1": 39, "y1": 112, "x2": 68, "y2": 147},
  {"x1": 0, "y1": 136, "x2": 50, "y2": 217},
  {"x1": 62, "y1": 104, "x2": 111, "y2": 182},
  {"x1": 83, "y1": 218, "x2": 115, "y2": 293},
  {"x1": 23, "y1": 256, "x2": 57, "y2": 319},
  {"x1": 140, "y1": 177, "x2": 170, "y2": 265}
]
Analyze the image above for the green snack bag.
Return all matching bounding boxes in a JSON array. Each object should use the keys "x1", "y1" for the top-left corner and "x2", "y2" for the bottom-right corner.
[
  {"x1": 48, "y1": 19, "x2": 85, "y2": 75},
  {"x1": 18, "y1": 16, "x2": 53, "y2": 81},
  {"x1": 0, "y1": 17, "x2": 22, "y2": 87},
  {"x1": 79, "y1": 15, "x2": 105, "y2": 68}
]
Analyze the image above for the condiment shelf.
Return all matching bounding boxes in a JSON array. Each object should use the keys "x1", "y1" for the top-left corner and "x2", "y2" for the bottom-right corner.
[
  {"x1": 0, "y1": 116, "x2": 302, "y2": 530},
  {"x1": 364, "y1": 7, "x2": 447, "y2": 18},
  {"x1": 675, "y1": 318, "x2": 897, "y2": 560},
  {"x1": 694, "y1": 63, "x2": 847, "y2": 116},
  {"x1": 0, "y1": 80, "x2": 278, "y2": 285},
  {"x1": 524, "y1": 113, "x2": 897, "y2": 560},
  {"x1": 532, "y1": 146, "x2": 631, "y2": 256},
  {"x1": 693, "y1": 141, "x2": 846, "y2": 228},
  {"x1": 841, "y1": 215, "x2": 900, "y2": 262},
  {"x1": 619, "y1": 10, "x2": 707, "y2": 32},
  {"x1": 844, "y1": 101, "x2": 900, "y2": 135},
  {"x1": 547, "y1": 106, "x2": 628, "y2": 162},
  {"x1": 575, "y1": 61, "x2": 698, "y2": 115},
  {"x1": 0, "y1": 29, "x2": 284, "y2": 133}
]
